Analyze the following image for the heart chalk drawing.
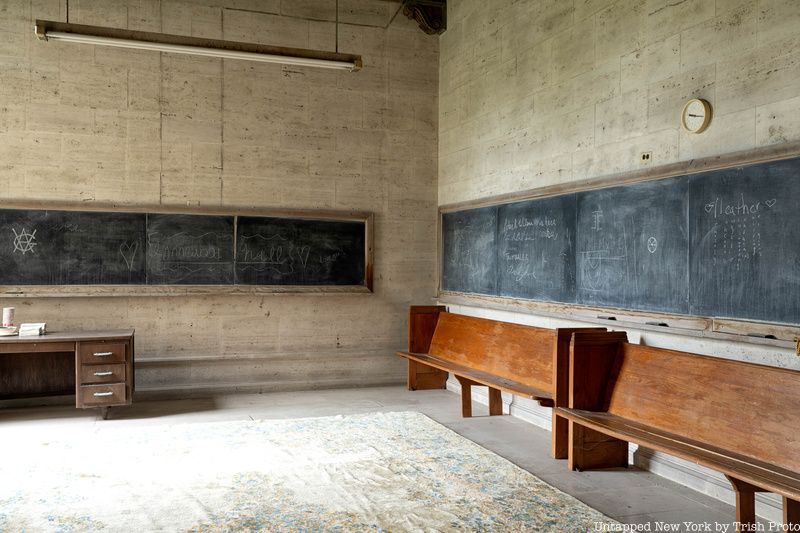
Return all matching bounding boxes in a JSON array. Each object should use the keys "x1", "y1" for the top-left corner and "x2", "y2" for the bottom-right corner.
[
  {"x1": 704, "y1": 203, "x2": 715, "y2": 214},
  {"x1": 296, "y1": 245, "x2": 311, "y2": 269},
  {"x1": 119, "y1": 241, "x2": 139, "y2": 271},
  {"x1": 765, "y1": 199, "x2": 776, "y2": 208}
]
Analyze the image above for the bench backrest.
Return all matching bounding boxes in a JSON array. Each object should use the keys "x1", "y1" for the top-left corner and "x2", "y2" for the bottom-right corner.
[
  {"x1": 427, "y1": 312, "x2": 558, "y2": 393},
  {"x1": 570, "y1": 334, "x2": 800, "y2": 472}
]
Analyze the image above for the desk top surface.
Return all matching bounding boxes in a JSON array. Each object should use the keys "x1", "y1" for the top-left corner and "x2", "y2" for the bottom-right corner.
[{"x1": 0, "y1": 329, "x2": 134, "y2": 344}]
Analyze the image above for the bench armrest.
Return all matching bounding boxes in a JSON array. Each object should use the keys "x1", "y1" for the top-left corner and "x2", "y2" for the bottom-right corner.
[
  {"x1": 569, "y1": 331, "x2": 627, "y2": 411},
  {"x1": 409, "y1": 306, "x2": 446, "y2": 353}
]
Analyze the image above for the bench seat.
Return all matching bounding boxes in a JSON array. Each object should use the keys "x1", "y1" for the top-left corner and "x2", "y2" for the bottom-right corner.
[
  {"x1": 557, "y1": 407, "x2": 800, "y2": 500},
  {"x1": 562, "y1": 331, "x2": 800, "y2": 530},
  {"x1": 398, "y1": 351, "x2": 553, "y2": 404}
]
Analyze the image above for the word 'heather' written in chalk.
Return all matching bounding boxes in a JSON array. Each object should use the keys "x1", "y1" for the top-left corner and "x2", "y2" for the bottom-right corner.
[{"x1": 703, "y1": 195, "x2": 777, "y2": 218}]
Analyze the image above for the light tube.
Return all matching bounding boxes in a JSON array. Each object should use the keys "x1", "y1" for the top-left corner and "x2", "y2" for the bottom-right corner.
[{"x1": 35, "y1": 20, "x2": 362, "y2": 72}]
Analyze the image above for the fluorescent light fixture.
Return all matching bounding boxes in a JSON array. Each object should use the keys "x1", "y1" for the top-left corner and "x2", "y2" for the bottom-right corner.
[{"x1": 35, "y1": 20, "x2": 362, "y2": 71}]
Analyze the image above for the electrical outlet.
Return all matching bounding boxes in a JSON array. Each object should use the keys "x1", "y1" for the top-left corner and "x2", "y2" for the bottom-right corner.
[{"x1": 640, "y1": 152, "x2": 652, "y2": 165}]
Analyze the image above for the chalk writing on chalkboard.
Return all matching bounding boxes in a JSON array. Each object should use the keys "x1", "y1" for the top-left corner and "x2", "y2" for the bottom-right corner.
[
  {"x1": 690, "y1": 158, "x2": 799, "y2": 323},
  {"x1": 12, "y1": 228, "x2": 38, "y2": 255},
  {"x1": 0, "y1": 210, "x2": 147, "y2": 285},
  {"x1": 0, "y1": 208, "x2": 369, "y2": 289},
  {"x1": 496, "y1": 194, "x2": 576, "y2": 302},
  {"x1": 146, "y1": 214, "x2": 234, "y2": 285},
  {"x1": 441, "y1": 207, "x2": 498, "y2": 295},
  {"x1": 576, "y1": 176, "x2": 689, "y2": 314},
  {"x1": 235, "y1": 217, "x2": 365, "y2": 286},
  {"x1": 237, "y1": 234, "x2": 310, "y2": 275},
  {"x1": 441, "y1": 155, "x2": 800, "y2": 325}
]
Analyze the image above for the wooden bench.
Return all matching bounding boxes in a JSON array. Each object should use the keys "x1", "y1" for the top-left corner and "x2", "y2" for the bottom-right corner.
[
  {"x1": 557, "y1": 331, "x2": 800, "y2": 531},
  {"x1": 397, "y1": 305, "x2": 603, "y2": 458}
]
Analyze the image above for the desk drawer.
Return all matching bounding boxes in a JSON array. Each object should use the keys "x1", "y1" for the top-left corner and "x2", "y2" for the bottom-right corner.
[
  {"x1": 79, "y1": 383, "x2": 126, "y2": 406},
  {"x1": 80, "y1": 363, "x2": 126, "y2": 385},
  {"x1": 80, "y1": 342, "x2": 126, "y2": 365}
]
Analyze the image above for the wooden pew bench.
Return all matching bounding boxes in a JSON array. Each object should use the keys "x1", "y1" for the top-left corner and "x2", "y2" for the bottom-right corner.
[
  {"x1": 557, "y1": 332, "x2": 800, "y2": 531},
  {"x1": 396, "y1": 305, "x2": 603, "y2": 458}
]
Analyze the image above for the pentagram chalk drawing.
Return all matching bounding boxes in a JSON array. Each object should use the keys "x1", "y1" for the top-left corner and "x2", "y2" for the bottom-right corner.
[{"x1": 12, "y1": 228, "x2": 38, "y2": 255}]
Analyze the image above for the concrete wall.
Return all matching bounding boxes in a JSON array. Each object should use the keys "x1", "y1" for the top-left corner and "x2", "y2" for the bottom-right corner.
[
  {"x1": 438, "y1": 0, "x2": 800, "y2": 520},
  {"x1": 440, "y1": 0, "x2": 800, "y2": 205},
  {"x1": 0, "y1": 0, "x2": 439, "y2": 393}
]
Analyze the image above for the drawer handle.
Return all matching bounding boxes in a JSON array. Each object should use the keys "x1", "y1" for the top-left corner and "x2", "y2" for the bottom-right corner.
[
  {"x1": 93, "y1": 351, "x2": 113, "y2": 357},
  {"x1": 93, "y1": 391, "x2": 114, "y2": 397},
  {"x1": 93, "y1": 371, "x2": 114, "y2": 377}
]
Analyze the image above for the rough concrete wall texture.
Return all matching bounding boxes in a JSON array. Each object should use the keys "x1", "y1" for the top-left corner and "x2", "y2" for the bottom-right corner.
[
  {"x1": 439, "y1": 0, "x2": 800, "y2": 205},
  {"x1": 0, "y1": 0, "x2": 439, "y2": 392}
]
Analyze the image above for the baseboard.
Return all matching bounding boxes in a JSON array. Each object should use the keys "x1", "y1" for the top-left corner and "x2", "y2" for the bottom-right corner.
[
  {"x1": 633, "y1": 447, "x2": 782, "y2": 522},
  {"x1": 134, "y1": 352, "x2": 405, "y2": 394},
  {"x1": 135, "y1": 377, "x2": 405, "y2": 400}
]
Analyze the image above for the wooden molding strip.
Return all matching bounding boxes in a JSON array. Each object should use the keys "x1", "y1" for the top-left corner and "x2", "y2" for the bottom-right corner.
[
  {"x1": 437, "y1": 292, "x2": 798, "y2": 349},
  {"x1": 439, "y1": 140, "x2": 800, "y2": 213},
  {"x1": 0, "y1": 285, "x2": 373, "y2": 297},
  {"x1": 0, "y1": 202, "x2": 371, "y2": 222}
]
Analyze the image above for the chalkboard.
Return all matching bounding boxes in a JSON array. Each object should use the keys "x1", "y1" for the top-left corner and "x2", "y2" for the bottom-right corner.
[
  {"x1": 235, "y1": 217, "x2": 366, "y2": 286},
  {"x1": 441, "y1": 206, "x2": 498, "y2": 295},
  {"x1": 146, "y1": 214, "x2": 234, "y2": 284},
  {"x1": 497, "y1": 194, "x2": 576, "y2": 302},
  {"x1": 0, "y1": 210, "x2": 146, "y2": 285},
  {"x1": 689, "y1": 160, "x2": 800, "y2": 323},
  {"x1": 0, "y1": 208, "x2": 370, "y2": 289},
  {"x1": 441, "y1": 155, "x2": 800, "y2": 325},
  {"x1": 576, "y1": 177, "x2": 688, "y2": 313}
]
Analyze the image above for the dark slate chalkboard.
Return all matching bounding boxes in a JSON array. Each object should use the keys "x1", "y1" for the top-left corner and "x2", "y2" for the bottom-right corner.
[
  {"x1": 235, "y1": 217, "x2": 366, "y2": 285},
  {"x1": 441, "y1": 156, "x2": 800, "y2": 324},
  {"x1": 0, "y1": 208, "x2": 368, "y2": 288},
  {"x1": 0, "y1": 210, "x2": 146, "y2": 285},
  {"x1": 497, "y1": 194, "x2": 576, "y2": 302},
  {"x1": 146, "y1": 214, "x2": 235, "y2": 284},
  {"x1": 689, "y1": 159, "x2": 800, "y2": 323},
  {"x1": 576, "y1": 177, "x2": 689, "y2": 313},
  {"x1": 441, "y1": 206, "x2": 498, "y2": 295}
]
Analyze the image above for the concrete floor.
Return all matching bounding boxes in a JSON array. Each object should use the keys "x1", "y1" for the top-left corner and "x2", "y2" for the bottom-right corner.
[{"x1": 1, "y1": 385, "x2": 746, "y2": 531}]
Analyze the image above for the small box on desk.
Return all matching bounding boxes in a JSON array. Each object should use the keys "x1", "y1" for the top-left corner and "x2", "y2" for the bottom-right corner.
[{"x1": 18, "y1": 323, "x2": 47, "y2": 337}]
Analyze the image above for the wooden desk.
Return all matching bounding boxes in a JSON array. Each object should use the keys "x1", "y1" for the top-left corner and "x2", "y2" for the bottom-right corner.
[{"x1": 0, "y1": 330, "x2": 134, "y2": 418}]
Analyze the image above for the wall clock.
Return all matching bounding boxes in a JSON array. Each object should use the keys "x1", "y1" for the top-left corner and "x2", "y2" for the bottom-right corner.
[{"x1": 681, "y1": 99, "x2": 712, "y2": 133}]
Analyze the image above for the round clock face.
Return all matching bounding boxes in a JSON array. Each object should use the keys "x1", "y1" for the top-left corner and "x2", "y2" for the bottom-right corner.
[{"x1": 681, "y1": 99, "x2": 711, "y2": 133}]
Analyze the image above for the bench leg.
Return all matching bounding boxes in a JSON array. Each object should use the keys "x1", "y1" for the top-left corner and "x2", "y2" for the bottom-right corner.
[
  {"x1": 568, "y1": 421, "x2": 628, "y2": 471},
  {"x1": 551, "y1": 413, "x2": 568, "y2": 460},
  {"x1": 785, "y1": 497, "x2": 800, "y2": 527},
  {"x1": 455, "y1": 376, "x2": 473, "y2": 417},
  {"x1": 488, "y1": 387, "x2": 503, "y2": 416},
  {"x1": 407, "y1": 360, "x2": 447, "y2": 391},
  {"x1": 726, "y1": 476, "x2": 761, "y2": 533}
]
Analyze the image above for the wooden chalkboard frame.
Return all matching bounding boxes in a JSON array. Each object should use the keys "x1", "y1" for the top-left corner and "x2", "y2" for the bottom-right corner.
[
  {"x1": 437, "y1": 141, "x2": 800, "y2": 348},
  {"x1": 0, "y1": 204, "x2": 373, "y2": 297}
]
